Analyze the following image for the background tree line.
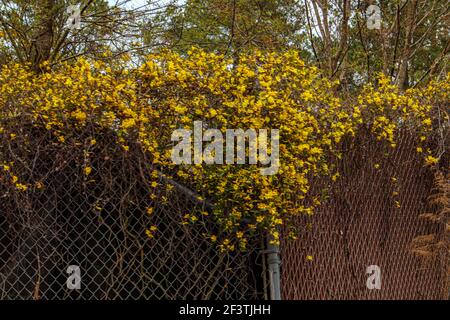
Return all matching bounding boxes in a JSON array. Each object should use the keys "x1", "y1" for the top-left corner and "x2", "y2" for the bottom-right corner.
[{"x1": 0, "y1": 0, "x2": 448, "y2": 89}]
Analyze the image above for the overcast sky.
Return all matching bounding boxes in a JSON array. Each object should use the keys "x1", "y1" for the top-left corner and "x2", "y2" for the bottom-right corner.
[
  {"x1": 107, "y1": 0, "x2": 185, "y2": 9},
  {"x1": 107, "y1": 0, "x2": 149, "y2": 8}
]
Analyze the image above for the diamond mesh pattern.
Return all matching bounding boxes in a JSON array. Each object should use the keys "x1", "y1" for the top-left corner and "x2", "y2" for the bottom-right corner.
[
  {"x1": 1, "y1": 125, "x2": 446, "y2": 300},
  {"x1": 281, "y1": 132, "x2": 448, "y2": 300},
  {"x1": 0, "y1": 127, "x2": 266, "y2": 300}
]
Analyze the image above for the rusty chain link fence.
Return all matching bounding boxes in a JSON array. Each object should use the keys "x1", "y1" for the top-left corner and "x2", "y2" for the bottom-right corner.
[
  {"x1": 0, "y1": 125, "x2": 447, "y2": 300},
  {"x1": 281, "y1": 131, "x2": 449, "y2": 300}
]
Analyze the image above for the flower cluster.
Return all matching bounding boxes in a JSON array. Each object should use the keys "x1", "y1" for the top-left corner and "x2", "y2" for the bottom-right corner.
[{"x1": 0, "y1": 49, "x2": 447, "y2": 251}]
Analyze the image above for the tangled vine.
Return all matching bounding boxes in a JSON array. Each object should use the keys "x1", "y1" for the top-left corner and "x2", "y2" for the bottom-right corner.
[{"x1": 0, "y1": 49, "x2": 448, "y2": 251}]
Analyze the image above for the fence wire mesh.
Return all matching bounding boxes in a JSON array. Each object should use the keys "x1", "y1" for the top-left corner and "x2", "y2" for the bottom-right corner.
[
  {"x1": 0, "y1": 125, "x2": 267, "y2": 300},
  {"x1": 0, "y1": 125, "x2": 447, "y2": 300},
  {"x1": 281, "y1": 132, "x2": 448, "y2": 300}
]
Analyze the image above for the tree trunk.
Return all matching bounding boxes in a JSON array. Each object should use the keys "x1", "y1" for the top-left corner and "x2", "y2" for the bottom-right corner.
[
  {"x1": 30, "y1": 0, "x2": 56, "y2": 73},
  {"x1": 397, "y1": 0, "x2": 417, "y2": 90}
]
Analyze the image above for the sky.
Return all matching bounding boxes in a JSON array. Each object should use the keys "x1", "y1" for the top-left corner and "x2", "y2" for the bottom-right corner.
[
  {"x1": 107, "y1": 0, "x2": 185, "y2": 9},
  {"x1": 107, "y1": 0, "x2": 150, "y2": 9}
]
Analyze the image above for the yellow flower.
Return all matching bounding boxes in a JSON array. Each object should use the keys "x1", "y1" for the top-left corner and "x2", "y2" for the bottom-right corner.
[
  {"x1": 121, "y1": 118, "x2": 136, "y2": 129},
  {"x1": 0, "y1": 48, "x2": 446, "y2": 251},
  {"x1": 84, "y1": 166, "x2": 92, "y2": 176},
  {"x1": 145, "y1": 229, "x2": 154, "y2": 239},
  {"x1": 306, "y1": 255, "x2": 313, "y2": 261},
  {"x1": 425, "y1": 155, "x2": 438, "y2": 166},
  {"x1": 71, "y1": 110, "x2": 87, "y2": 122},
  {"x1": 332, "y1": 172, "x2": 340, "y2": 181},
  {"x1": 16, "y1": 183, "x2": 28, "y2": 191}
]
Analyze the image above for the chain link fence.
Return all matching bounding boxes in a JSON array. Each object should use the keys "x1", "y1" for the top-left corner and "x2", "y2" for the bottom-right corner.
[
  {"x1": 0, "y1": 126, "x2": 447, "y2": 300},
  {"x1": 281, "y1": 132, "x2": 449, "y2": 300},
  {"x1": 0, "y1": 125, "x2": 268, "y2": 300}
]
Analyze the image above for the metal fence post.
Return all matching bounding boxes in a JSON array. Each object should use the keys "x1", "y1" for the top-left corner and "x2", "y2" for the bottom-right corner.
[{"x1": 267, "y1": 242, "x2": 281, "y2": 300}]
